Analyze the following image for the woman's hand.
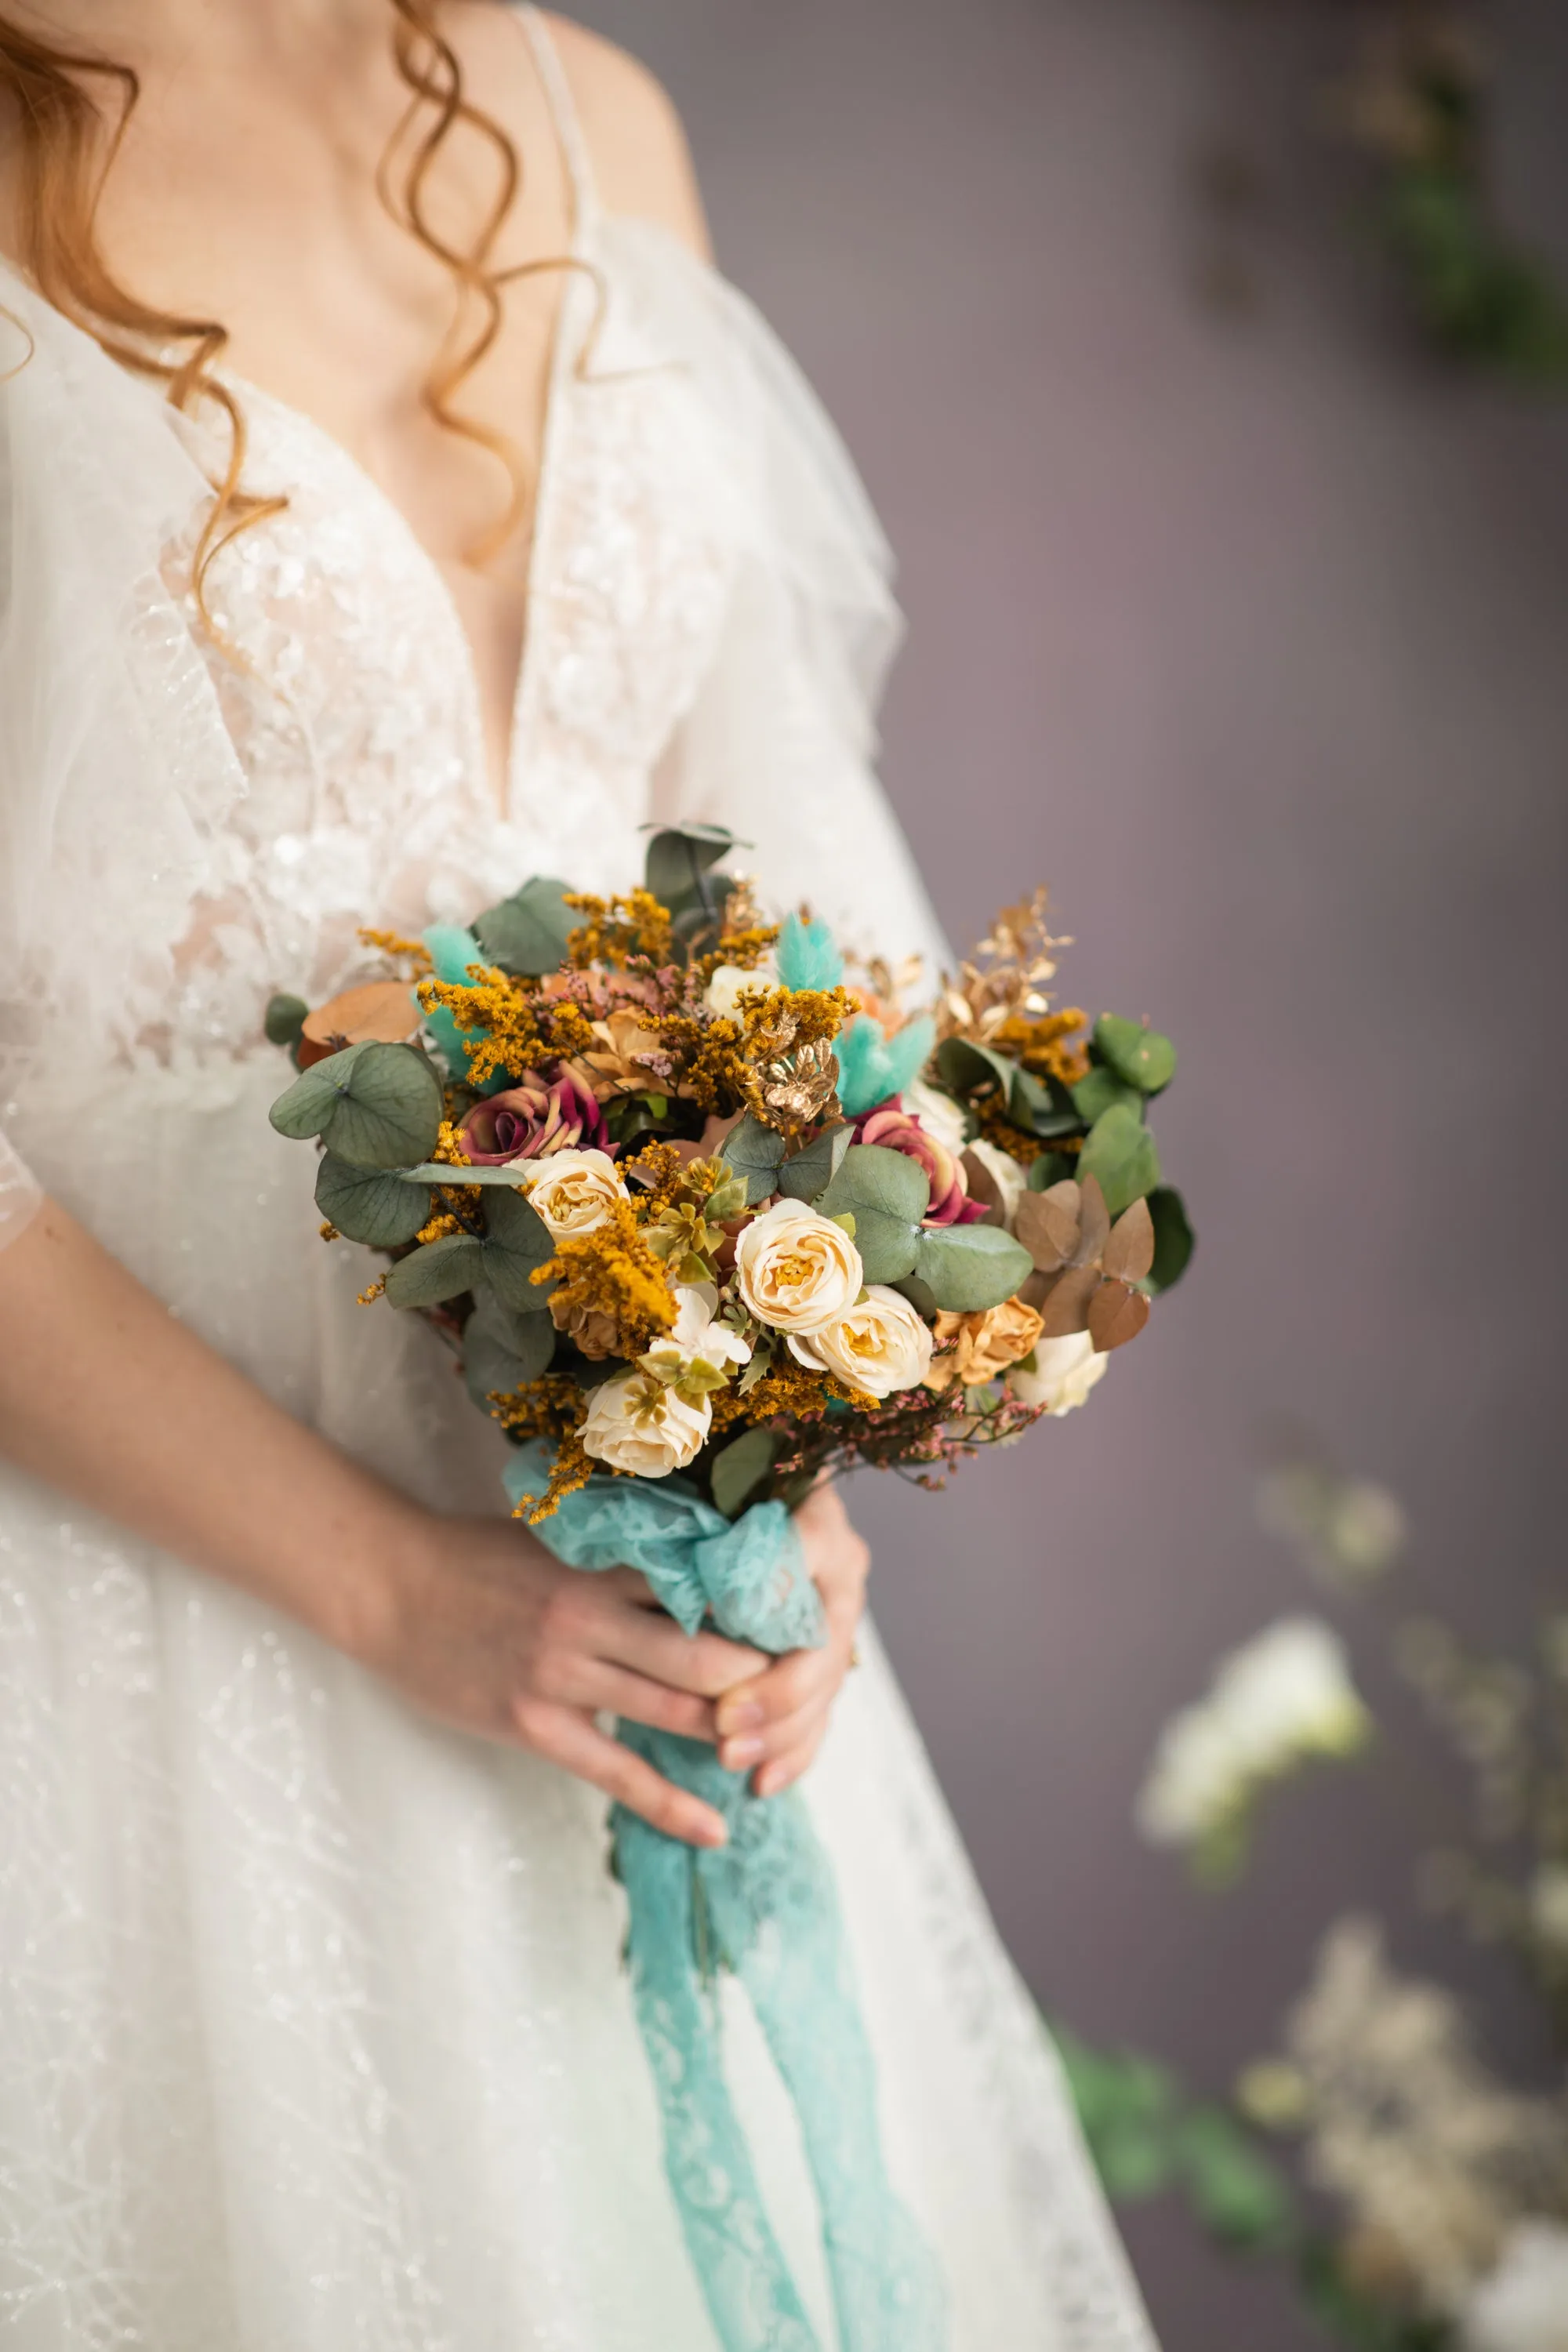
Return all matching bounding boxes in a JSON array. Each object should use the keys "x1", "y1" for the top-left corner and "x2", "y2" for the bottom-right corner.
[
  {"x1": 358, "y1": 1515, "x2": 769, "y2": 1850},
  {"x1": 712, "y1": 1483, "x2": 870, "y2": 1798}
]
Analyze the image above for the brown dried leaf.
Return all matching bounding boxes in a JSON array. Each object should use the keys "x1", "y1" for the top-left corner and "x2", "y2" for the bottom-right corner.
[
  {"x1": 1102, "y1": 1195, "x2": 1156, "y2": 1286},
  {"x1": 960, "y1": 1146, "x2": 1007, "y2": 1227},
  {"x1": 1087, "y1": 1279, "x2": 1150, "y2": 1353},
  {"x1": 302, "y1": 980, "x2": 421, "y2": 1047},
  {"x1": 1037, "y1": 1263, "x2": 1102, "y2": 1338},
  {"x1": 1014, "y1": 1180, "x2": 1082, "y2": 1272},
  {"x1": 1073, "y1": 1174, "x2": 1112, "y2": 1269}
]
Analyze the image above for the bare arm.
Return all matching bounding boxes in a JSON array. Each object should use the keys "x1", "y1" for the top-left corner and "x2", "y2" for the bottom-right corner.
[{"x1": 0, "y1": 1197, "x2": 773, "y2": 1846}]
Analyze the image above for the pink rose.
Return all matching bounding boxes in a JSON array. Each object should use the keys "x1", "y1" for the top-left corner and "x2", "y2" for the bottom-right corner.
[
  {"x1": 456, "y1": 1066, "x2": 609, "y2": 1164},
  {"x1": 851, "y1": 1101, "x2": 987, "y2": 1228}
]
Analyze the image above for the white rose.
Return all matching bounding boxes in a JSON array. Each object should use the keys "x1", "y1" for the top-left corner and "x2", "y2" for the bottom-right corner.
[
  {"x1": 788, "y1": 1284, "x2": 935, "y2": 1399},
  {"x1": 580, "y1": 1370, "x2": 711, "y2": 1479},
  {"x1": 734, "y1": 1198, "x2": 863, "y2": 1334},
  {"x1": 1462, "y1": 2223, "x2": 1568, "y2": 2352},
  {"x1": 900, "y1": 1080, "x2": 968, "y2": 1159},
  {"x1": 641, "y1": 1283, "x2": 751, "y2": 1388},
  {"x1": 705, "y1": 959, "x2": 775, "y2": 1021},
  {"x1": 516, "y1": 1147, "x2": 626, "y2": 1238},
  {"x1": 963, "y1": 1135, "x2": 1028, "y2": 1230},
  {"x1": 1008, "y1": 1330, "x2": 1109, "y2": 1415}
]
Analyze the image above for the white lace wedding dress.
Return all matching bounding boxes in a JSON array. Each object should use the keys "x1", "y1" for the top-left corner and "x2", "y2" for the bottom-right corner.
[{"x1": 0, "y1": 14, "x2": 1155, "y2": 2347}]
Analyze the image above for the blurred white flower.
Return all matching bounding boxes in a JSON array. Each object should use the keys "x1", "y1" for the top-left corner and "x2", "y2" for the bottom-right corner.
[
  {"x1": 641, "y1": 1283, "x2": 750, "y2": 1395},
  {"x1": 1007, "y1": 1330, "x2": 1109, "y2": 1417},
  {"x1": 900, "y1": 1080, "x2": 969, "y2": 1160},
  {"x1": 1137, "y1": 1617, "x2": 1371, "y2": 1861},
  {"x1": 1461, "y1": 2223, "x2": 1568, "y2": 2352},
  {"x1": 705, "y1": 960, "x2": 775, "y2": 1021}
]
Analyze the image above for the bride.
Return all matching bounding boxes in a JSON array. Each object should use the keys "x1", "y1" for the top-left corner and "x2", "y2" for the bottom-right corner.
[{"x1": 0, "y1": 5, "x2": 1155, "y2": 2345}]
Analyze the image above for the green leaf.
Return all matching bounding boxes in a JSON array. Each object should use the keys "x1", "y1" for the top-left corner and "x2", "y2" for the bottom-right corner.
[
  {"x1": 264, "y1": 992, "x2": 308, "y2": 1050},
  {"x1": 1094, "y1": 1014, "x2": 1177, "y2": 1096},
  {"x1": 1028, "y1": 1151, "x2": 1076, "y2": 1192},
  {"x1": 912, "y1": 1221, "x2": 1034, "y2": 1312},
  {"x1": 320, "y1": 1042, "x2": 445, "y2": 1170},
  {"x1": 383, "y1": 1232, "x2": 485, "y2": 1308},
  {"x1": 1146, "y1": 1185, "x2": 1195, "y2": 1294},
  {"x1": 463, "y1": 1291, "x2": 556, "y2": 1410},
  {"x1": 1077, "y1": 1102, "x2": 1160, "y2": 1219},
  {"x1": 776, "y1": 1122, "x2": 852, "y2": 1203},
  {"x1": 1007, "y1": 1065, "x2": 1083, "y2": 1140},
  {"x1": 1173, "y1": 2111, "x2": 1294, "y2": 2249},
  {"x1": 477, "y1": 1186, "x2": 558, "y2": 1311},
  {"x1": 644, "y1": 822, "x2": 736, "y2": 912},
  {"x1": 473, "y1": 876, "x2": 576, "y2": 976},
  {"x1": 935, "y1": 1035, "x2": 1015, "y2": 1102},
  {"x1": 710, "y1": 1427, "x2": 781, "y2": 1519},
  {"x1": 397, "y1": 1163, "x2": 532, "y2": 1187},
  {"x1": 315, "y1": 1152, "x2": 432, "y2": 1247},
  {"x1": 1072, "y1": 1065, "x2": 1143, "y2": 1126},
  {"x1": 720, "y1": 1112, "x2": 786, "y2": 1206},
  {"x1": 269, "y1": 1040, "x2": 374, "y2": 1140},
  {"x1": 815, "y1": 1143, "x2": 928, "y2": 1283}
]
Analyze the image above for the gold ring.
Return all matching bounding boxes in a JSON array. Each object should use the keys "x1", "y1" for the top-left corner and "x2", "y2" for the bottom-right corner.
[{"x1": 849, "y1": 1644, "x2": 862, "y2": 1671}]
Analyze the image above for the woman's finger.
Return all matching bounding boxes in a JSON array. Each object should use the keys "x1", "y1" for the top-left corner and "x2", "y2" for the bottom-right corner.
[
  {"x1": 596, "y1": 1599, "x2": 770, "y2": 1697},
  {"x1": 715, "y1": 1642, "x2": 840, "y2": 1743},
  {"x1": 516, "y1": 1699, "x2": 728, "y2": 1848},
  {"x1": 753, "y1": 1724, "x2": 828, "y2": 1798},
  {"x1": 720, "y1": 1692, "x2": 829, "y2": 1775},
  {"x1": 543, "y1": 1654, "x2": 719, "y2": 1744}
]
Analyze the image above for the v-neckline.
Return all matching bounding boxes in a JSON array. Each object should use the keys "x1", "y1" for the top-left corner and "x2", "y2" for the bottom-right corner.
[{"x1": 220, "y1": 232, "x2": 588, "y2": 828}]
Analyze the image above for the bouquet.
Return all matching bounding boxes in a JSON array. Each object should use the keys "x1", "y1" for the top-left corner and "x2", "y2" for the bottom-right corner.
[{"x1": 264, "y1": 824, "x2": 1192, "y2": 2350}]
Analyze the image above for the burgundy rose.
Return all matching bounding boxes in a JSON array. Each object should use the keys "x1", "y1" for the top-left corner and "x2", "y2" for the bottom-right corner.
[
  {"x1": 851, "y1": 1100, "x2": 987, "y2": 1227},
  {"x1": 456, "y1": 1066, "x2": 609, "y2": 1164}
]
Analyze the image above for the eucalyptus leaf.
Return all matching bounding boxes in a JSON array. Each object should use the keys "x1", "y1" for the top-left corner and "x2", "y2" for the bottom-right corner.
[
  {"x1": 935, "y1": 1035, "x2": 1015, "y2": 1102},
  {"x1": 268, "y1": 1040, "x2": 373, "y2": 1140},
  {"x1": 474, "y1": 876, "x2": 577, "y2": 977},
  {"x1": 1145, "y1": 1186, "x2": 1196, "y2": 1294},
  {"x1": 1094, "y1": 1014, "x2": 1177, "y2": 1096},
  {"x1": 264, "y1": 992, "x2": 308, "y2": 1050},
  {"x1": 397, "y1": 1162, "x2": 532, "y2": 1187},
  {"x1": 643, "y1": 823, "x2": 735, "y2": 913},
  {"x1": 383, "y1": 1232, "x2": 485, "y2": 1308},
  {"x1": 815, "y1": 1143, "x2": 928, "y2": 1283},
  {"x1": 1028, "y1": 1151, "x2": 1076, "y2": 1192},
  {"x1": 710, "y1": 1427, "x2": 781, "y2": 1519},
  {"x1": 315, "y1": 1152, "x2": 432, "y2": 1247},
  {"x1": 463, "y1": 1293, "x2": 557, "y2": 1410},
  {"x1": 477, "y1": 1185, "x2": 558, "y2": 1310},
  {"x1": 1072, "y1": 1066, "x2": 1143, "y2": 1126},
  {"x1": 1077, "y1": 1102, "x2": 1161, "y2": 1220},
  {"x1": 775, "y1": 1122, "x2": 852, "y2": 1203},
  {"x1": 720, "y1": 1111, "x2": 786, "y2": 1205},
  {"x1": 912, "y1": 1221, "x2": 1034, "y2": 1313},
  {"x1": 1008, "y1": 1065, "x2": 1083, "y2": 1141},
  {"x1": 893, "y1": 1272, "x2": 940, "y2": 1318},
  {"x1": 318, "y1": 1042, "x2": 444, "y2": 1170}
]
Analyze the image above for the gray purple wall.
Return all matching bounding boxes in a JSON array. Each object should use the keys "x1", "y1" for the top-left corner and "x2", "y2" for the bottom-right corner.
[{"x1": 576, "y1": 1, "x2": 1568, "y2": 2339}]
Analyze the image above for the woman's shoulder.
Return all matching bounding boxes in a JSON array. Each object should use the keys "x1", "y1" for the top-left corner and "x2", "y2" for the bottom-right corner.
[{"x1": 533, "y1": 11, "x2": 712, "y2": 261}]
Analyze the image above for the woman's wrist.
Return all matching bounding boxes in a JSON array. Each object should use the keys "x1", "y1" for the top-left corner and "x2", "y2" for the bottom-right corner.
[{"x1": 299, "y1": 1483, "x2": 441, "y2": 1671}]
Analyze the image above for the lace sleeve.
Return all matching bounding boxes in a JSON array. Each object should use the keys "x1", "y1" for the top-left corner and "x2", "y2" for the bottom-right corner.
[{"x1": 601, "y1": 218, "x2": 952, "y2": 982}]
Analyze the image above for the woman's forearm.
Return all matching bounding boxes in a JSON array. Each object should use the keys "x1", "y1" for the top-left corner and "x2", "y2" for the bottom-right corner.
[{"x1": 0, "y1": 1196, "x2": 426, "y2": 1653}]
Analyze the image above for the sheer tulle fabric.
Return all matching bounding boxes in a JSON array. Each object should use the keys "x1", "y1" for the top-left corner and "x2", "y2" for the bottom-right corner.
[{"x1": 0, "y1": 20, "x2": 1154, "y2": 2344}]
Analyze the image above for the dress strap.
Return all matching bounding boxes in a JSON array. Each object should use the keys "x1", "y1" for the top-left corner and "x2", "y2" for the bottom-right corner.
[{"x1": 515, "y1": 5, "x2": 601, "y2": 230}]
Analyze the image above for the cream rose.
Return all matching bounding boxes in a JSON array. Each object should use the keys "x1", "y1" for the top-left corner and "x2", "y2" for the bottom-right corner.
[
  {"x1": 579, "y1": 1370, "x2": 711, "y2": 1479},
  {"x1": 788, "y1": 1284, "x2": 934, "y2": 1399},
  {"x1": 733, "y1": 1198, "x2": 863, "y2": 1334},
  {"x1": 704, "y1": 959, "x2": 775, "y2": 1021},
  {"x1": 1007, "y1": 1330, "x2": 1109, "y2": 1415},
  {"x1": 515, "y1": 1146, "x2": 626, "y2": 1239}
]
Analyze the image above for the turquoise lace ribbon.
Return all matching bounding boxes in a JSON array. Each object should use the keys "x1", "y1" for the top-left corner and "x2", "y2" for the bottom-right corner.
[{"x1": 503, "y1": 1443, "x2": 947, "y2": 2351}]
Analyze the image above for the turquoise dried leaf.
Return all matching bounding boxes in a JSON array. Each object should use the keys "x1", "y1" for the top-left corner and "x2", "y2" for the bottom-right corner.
[
  {"x1": 835, "y1": 1012, "x2": 935, "y2": 1120},
  {"x1": 775, "y1": 910, "x2": 844, "y2": 993}
]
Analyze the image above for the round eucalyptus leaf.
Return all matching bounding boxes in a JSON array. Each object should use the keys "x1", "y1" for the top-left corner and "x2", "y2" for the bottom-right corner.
[
  {"x1": 463, "y1": 1295, "x2": 557, "y2": 1410},
  {"x1": 816, "y1": 1144, "x2": 928, "y2": 1283},
  {"x1": 1077, "y1": 1102, "x2": 1161, "y2": 1221},
  {"x1": 315, "y1": 1152, "x2": 432, "y2": 1247},
  {"x1": 644, "y1": 824, "x2": 735, "y2": 913},
  {"x1": 912, "y1": 1222, "x2": 1034, "y2": 1313},
  {"x1": 264, "y1": 993, "x2": 309, "y2": 1050},
  {"x1": 709, "y1": 1427, "x2": 781, "y2": 1520},
  {"x1": 478, "y1": 1186, "x2": 558, "y2": 1309},
  {"x1": 935, "y1": 1035, "x2": 1014, "y2": 1102},
  {"x1": 1072, "y1": 1065, "x2": 1143, "y2": 1126},
  {"x1": 383, "y1": 1232, "x2": 485, "y2": 1308},
  {"x1": 719, "y1": 1111, "x2": 786, "y2": 1206},
  {"x1": 1028, "y1": 1151, "x2": 1076, "y2": 1192},
  {"x1": 1094, "y1": 1014, "x2": 1177, "y2": 1096},
  {"x1": 775, "y1": 1122, "x2": 852, "y2": 1203},
  {"x1": 319, "y1": 1041, "x2": 445, "y2": 1170},
  {"x1": 1146, "y1": 1186, "x2": 1196, "y2": 1294},
  {"x1": 474, "y1": 877, "x2": 577, "y2": 977},
  {"x1": 268, "y1": 1040, "x2": 373, "y2": 1141}
]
